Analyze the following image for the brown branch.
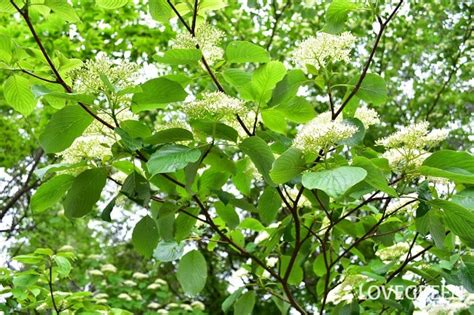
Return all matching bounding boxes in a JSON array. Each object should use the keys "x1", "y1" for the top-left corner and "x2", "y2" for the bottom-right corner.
[
  {"x1": 48, "y1": 260, "x2": 61, "y2": 314},
  {"x1": 332, "y1": 0, "x2": 403, "y2": 119},
  {"x1": 265, "y1": 0, "x2": 291, "y2": 49}
]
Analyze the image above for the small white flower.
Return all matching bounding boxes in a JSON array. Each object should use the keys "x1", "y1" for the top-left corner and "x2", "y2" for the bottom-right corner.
[
  {"x1": 147, "y1": 283, "x2": 161, "y2": 290},
  {"x1": 291, "y1": 32, "x2": 356, "y2": 71},
  {"x1": 154, "y1": 279, "x2": 167, "y2": 286},
  {"x1": 147, "y1": 302, "x2": 161, "y2": 309},
  {"x1": 58, "y1": 245, "x2": 74, "y2": 252},
  {"x1": 184, "y1": 91, "x2": 247, "y2": 121},
  {"x1": 101, "y1": 264, "x2": 117, "y2": 273},
  {"x1": 326, "y1": 274, "x2": 368, "y2": 304},
  {"x1": 354, "y1": 105, "x2": 380, "y2": 128},
  {"x1": 167, "y1": 303, "x2": 179, "y2": 309},
  {"x1": 293, "y1": 111, "x2": 357, "y2": 154},
  {"x1": 174, "y1": 23, "x2": 224, "y2": 64},
  {"x1": 180, "y1": 304, "x2": 193, "y2": 311},
  {"x1": 94, "y1": 293, "x2": 109, "y2": 299},
  {"x1": 117, "y1": 293, "x2": 132, "y2": 301},
  {"x1": 132, "y1": 272, "x2": 148, "y2": 280},
  {"x1": 255, "y1": 231, "x2": 270, "y2": 244},
  {"x1": 157, "y1": 310, "x2": 169, "y2": 315},
  {"x1": 265, "y1": 257, "x2": 278, "y2": 268},
  {"x1": 96, "y1": 298, "x2": 108, "y2": 304},
  {"x1": 376, "y1": 242, "x2": 411, "y2": 261},
  {"x1": 386, "y1": 193, "x2": 419, "y2": 214},
  {"x1": 89, "y1": 269, "x2": 103, "y2": 276},
  {"x1": 123, "y1": 280, "x2": 137, "y2": 287},
  {"x1": 191, "y1": 301, "x2": 205, "y2": 310}
]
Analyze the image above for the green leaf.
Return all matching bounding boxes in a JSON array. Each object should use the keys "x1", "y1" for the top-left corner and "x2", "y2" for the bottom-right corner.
[
  {"x1": 31, "y1": 174, "x2": 75, "y2": 213},
  {"x1": 177, "y1": 250, "x2": 207, "y2": 296},
  {"x1": 274, "y1": 96, "x2": 316, "y2": 123},
  {"x1": 271, "y1": 69, "x2": 307, "y2": 106},
  {"x1": 3, "y1": 75, "x2": 36, "y2": 116},
  {"x1": 156, "y1": 49, "x2": 202, "y2": 65},
  {"x1": 101, "y1": 197, "x2": 116, "y2": 222},
  {"x1": 239, "y1": 136, "x2": 275, "y2": 185},
  {"x1": 132, "y1": 216, "x2": 159, "y2": 258},
  {"x1": 241, "y1": 61, "x2": 287, "y2": 104},
  {"x1": 225, "y1": 41, "x2": 270, "y2": 64},
  {"x1": 145, "y1": 128, "x2": 194, "y2": 145},
  {"x1": 121, "y1": 172, "x2": 151, "y2": 206},
  {"x1": 132, "y1": 78, "x2": 187, "y2": 112},
  {"x1": 270, "y1": 148, "x2": 306, "y2": 184},
  {"x1": 96, "y1": 0, "x2": 127, "y2": 9},
  {"x1": 325, "y1": 0, "x2": 360, "y2": 34},
  {"x1": 53, "y1": 256, "x2": 72, "y2": 277},
  {"x1": 302, "y1": 166, "x2": 367, "y2": 198},
  {"x1": 352, "y1": 156, "x2": 397, "y2": 196},
  {"x1": 44, "y1": 0, "x2": 80, "y2": 22},
  {"x1": 233, "y1": 291, "x2": 256, "y2": 315},
  {"x1": 39, "y1": 105, "x2": 93, "y2": 153},
  {"x1": 258, "y1": 187, "x2": 281, "y2": 225},
  {"x1": 175, "y1": 208, "x2": 199, "y2": 241},
  {"x1": 190, "y1": 120, "x2": 239, "y2": 142},
  {"x1": 222, "y1": 288, "x2": 244, "y2": 312},
  {"x1": 261, "y1": 108, "x2": 287, "y2": 134},
  {"x1": 353, "y1": 73, "x2": 387, "y2": 105},
  {"x1": 153, "y1": 241, "x2": 185, "y2": 262},
  {"x1": 339, "y1": 118, "x2": 365, "y2": 146},
  {"x1": 280, "y1": 255, "x2": 303, "y2": 285},
  {"x1": 452, "y1": 188, "x2": 474, "y2": 211},
  {"x1": 222, "y1": 69, "x2": 252, "y2": 88},
  {"x1": 63, "y1": 168, "x2": 107, "y2": 218},
  {"x1": 419, "y1": 150, "x2": 474, "y2": 184},
  {"x1": 149, "y1": 0, "x2": 173, "y2": 23},
  {"x1": 458, "y1": 262, "x2": 474, "y2": 293},
  {"x1": 147, "y1": 144, "x2": 201, "y2": 175},
  {"x1": 430, "y1": 199, "x2": 474, "y2": 246},
  {"x1": 215, "y1": 202, "x2": 240, "y2": 229}
]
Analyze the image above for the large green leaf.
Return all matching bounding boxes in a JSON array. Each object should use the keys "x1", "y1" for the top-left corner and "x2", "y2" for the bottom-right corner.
[
  {"x1": 352, "y1": 156, "x2": 397, "y2": 196},
  {"x1": 233, "y1": 291, "x2": 256, "y2": 315},
  {"x1": 132, "y1": 78, "x2": 187, "y2": 112},
  {"x1": 96, "y1": 0, "x2": 128, "y2": 9},
  {"x1": 270, "y1": 69, "x2": 307, "y2": 106},
  {"x1": 149, "y1": 0, "x2": 173, "y2": 22},
  {"x1": 240, "y1": 61, "x2": 286, "y2": 104},
  {"x1": 177, "y1": 250, "x2": 207, "y2": 296},
  {"x1": 325, "y1": 0, "x2": 360, "y2": 34},
  {"x1": 353, "y1": 73, "x2": 387, "y2": 106},
  {"x1": 258, "y1": 187, "x2": 281, "y2": 225},
  {"x1": 452, "y1": 188, "x2": 474, "y2": 211},
  {"x1": 147, "y1": 144, "x2": 201, "y2": 175},
  {"x1": 190, "y1": 120, "x2": 238, "y2": 142},
  {"x1": 3, "y1": 75, "x2": 36, "y2": 116},
  {"x1": 153, "y1": 241, "x2": 185, "y2": 262},
  {"x1": 39, "y1": 105, "x2": 93, "y2": 153},
  {"x1": 145, "y1": 128, "x2": 194, "y2": 145},
  {"x1": 121, "y1": 172, "x2": 151, "y2": 206},
  {"x1": 156, "y1": 49, "x2": 202, "y2": 65},
  {"x1": 430, "y1": 199, "x2": 474, "y2": 246},
  {"x1": 274, "y1": 97, "x2": 315, "y2": 123},
  {"x1": 239, "y1": 136, "x2": 275, "y2": 185},
  {"x1": 225, "y1": 41, "x2": 270, "y2": 64},
  {"x1": 419, "y1": 150, "x2": 474, "y2": 184},
  {"x1": 63, "y1": 168, "x2": 107, "y2": 218},
  {"x1": 31, "y1": 174, "x2": 75, "y2": 213},
  {"x1": 269, "y1": 148, "x2": 306, "y2": 184},
  {"x1": 132, "y1": 216, "x2": 159, "y2": 258},
  {"x1": 44, "y1": 0, "x2": 80, "y2": 22},
  {"x1": 302, "y1": 166, "x2": 367, "y2": 198}
]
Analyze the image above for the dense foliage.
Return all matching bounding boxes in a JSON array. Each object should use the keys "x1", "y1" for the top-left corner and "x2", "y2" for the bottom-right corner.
[{"x1": 0, "y1": 0, "x2": 473, "y2": 314}]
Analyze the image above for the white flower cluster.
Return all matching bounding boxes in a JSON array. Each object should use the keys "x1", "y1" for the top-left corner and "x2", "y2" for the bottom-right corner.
[
  {"x1": 293, "y1": 111, "x2": 358, "y2": 154},
  {"x1": 376, "y1": 242, "x2": 410, "y2": 261},
  {"x1": 377, "y1": 122, "x2": 448, "y2": 173},
  {"x1": 184, "y1": 91, "x2": 247, "y2": 121},
  {"x1": 377, "y1": 122, "x2": 448, "y2": 149},
  {"x1": 386, "y1": 193, "x2": 419, "y2": 214},
  {"x1": 354, "y1": 105, "x2": 380, "y2": 128},
  {"x1": 69, "y1": 56, "x2": 139, "y2": 94},
  {"x1": 291, "y1": 32, "x2": 356, "y2": 71},
  {"x1": 376, "y1": 242, "x2": 424, "y2": 263},
  {"x1": 174, "y1": 23, "x2": 224, "y2": 64},
  {"x1": 326, "y1": 274, "x2": 368, "y2": 304},
  {"x1": 61, "y1": 110, "x2": 136, "y2": 164}
]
